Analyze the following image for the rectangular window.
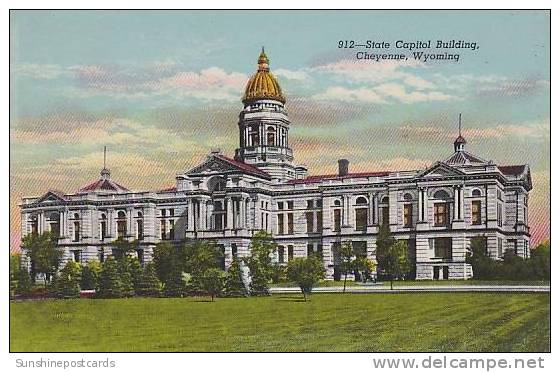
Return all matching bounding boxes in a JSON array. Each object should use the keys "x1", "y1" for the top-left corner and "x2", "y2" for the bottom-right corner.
[
  {"x1": 307, "y1": 200, "x2": 314, "y2": 209},
  {"x1": 316, "y1": 199, "x2": 323, "y2": 208},
  {"x1": 434, "y1": 203, "x2": 448, "y2": 227},
  {"x1": 117, "y1": 221, "x2": 127, "y2": 239},
  {"x1": 73, "y1": 222, "x2": 80, "y2": 242},
  {"x1": 472, "y1": 201, "x2": 482, "y2": 225},
  {"x1": 287, "y1": 213, "x2": 294, "y2": 234},
  {"x1": 136, "y1": 249, "x2": 144, "y2": 265},
  {"x1": 497, "y1": 203, "x2": 503, "y2": 227},
  {"x1": 169, "y1": 220, "x2": 175, "y2": 240},
  {"x1": 352, "y1": 241, "x2": 367, "y2": 258},
  {"x1": 160, "y1": 220, "x2": 167, "y2": 240},
  {"x1": 355, "y1": 208, "x2": 368, "y2": 230},
  {"x1": 316, "y1": 211, "x2": 323, "y2": 232},
  {"x1": 316, "y1": 244, "x2": 323, "y2": 260},
  {"x1": 288, "y1": 245, "x2": 294, "y2": 261},
  {"x1": 231, "y1": 244, "x2": 238, "y2": 259},
  {"x1": 497, "y1": 238, "x2": 503, "y2": 258},
  {"x1": 403, "y1": 204, "x2": 413, "y2": 228},
  {"x1": 278, "y1": 214, "x2": 284, "y2": 235},
  {"x1": 381, "y1": 206, "x2": 389, "y2": 226},
  {"x1": 100, "y1": 221, "x2": 107, "y2": 240},
  {"x1": 334, "y1": 209, "x2": 341, "y2": 232},
  {"x1": 307, "y1": 244, "x2": 314, "y2": 257},
  {"x1": 278, "y1": 246, "x2": 285, "y2": 263},
  {"x1": 137, "y1": 220, "x2": 144, "y2": 240},
  {"x1": 306, "y1": 211, "x2": 314, "y2": 233},
  {"x1": 287, "y1": 201, "x2": 294, "y2": 210},
  {"x1": 433, "y1": 238, "x2": 452, "y2": 259},
  {"x1": 277, "y1": 202, "x2": 284, "y2": 210},
  {"x1": 73, "y1": 250, "x2": 81, "y2": 263}
]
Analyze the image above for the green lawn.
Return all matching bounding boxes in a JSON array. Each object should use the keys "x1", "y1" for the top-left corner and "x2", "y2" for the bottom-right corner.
[
  {"x1": 271, "y1": 279, "x2": 550, "y2": 288},
  {"x1": 10, "y1": 293, "x2": 549, "y2": 352}
]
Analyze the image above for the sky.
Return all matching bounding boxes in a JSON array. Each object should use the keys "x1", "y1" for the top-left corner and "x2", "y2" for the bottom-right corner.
[{"x1": 9, "y1": 10, "x2": 550, "y2": 251}]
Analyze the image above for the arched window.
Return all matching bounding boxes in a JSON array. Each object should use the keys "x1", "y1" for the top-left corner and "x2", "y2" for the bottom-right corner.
[
  {"x1": 403, "y1": 193, "x2": 413, "y2": 201},
  {"x1": 100, "y1": 213, "x2": 107, "y2": 240},
  {"x1": 434, "y1": 190, "x2": 451, "y2": 200},
  {"x1": 250, "y1": 125, "x2": 259, "y2": 146},
  {"x1": 355, "y1": 197, "x2": 368, "y2": 230},
  {"x1": 380, "y1": 196, "x2": 389, "y2": 225},
  {"x1": 48, "y1": 212, "x2": 60, "y2": 238},
  {"x1": 267, "y1": 126, "x2": 276, "y2": 146},
  {"x1": 472, "y1": 189, "x2": 482, "y2": 197},
  {"x1": 117, "y1": 211, "x2": 127, "y2": 239},
  {"x1": 381, "y1": 196, "x2": 389, "y2": 204},
  {"x1": 281, "y1": 128, "x2": 287, "y2": 147},
  {"x1": 356, "y1": 196, "x2": 368, "y2": 205},
  {"x1": 137, "y1": 219, "x2": 144, "y2": 240},
  {"x1": 213, "y1": 200, "x2": 225, "y2": 231},
  {"x1": 30, "y1": 215, "x2": 38, "y2": 235},
  {"x1": 334, "y1": 199, "x2": 341, "y2": 206}
]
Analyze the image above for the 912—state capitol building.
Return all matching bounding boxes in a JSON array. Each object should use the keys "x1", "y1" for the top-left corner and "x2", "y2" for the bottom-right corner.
[{"x1": 19, "y1": 49, "x2": 532, "y2": 280}]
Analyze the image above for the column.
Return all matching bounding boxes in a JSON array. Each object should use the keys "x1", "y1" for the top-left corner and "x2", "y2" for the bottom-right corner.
[
  {"x1": 454, "y1": 187, "x2": 459, "y2": 220},
  {"x1": 423, "y1": 189, "x2": 428, "y2": 223},
  {"x1": 199, "y1": 199, "x2": 207, "y2": 230},
  {"x1": 187, "y1": 198, "x2": 194, "y2": 231},
  {"x1": 367, "y1": 192, "x2": 374, "y2": 226},
  {"x1": 126, "y1": 207, "x2": 133, "y2": 238},
  {"x1": 226, "y1": 197, "x2": 233, "y2": 229},
  {"x1": 207, "y1": 201, "x2": 214, "y2": 230},
  {"x1": 459, "y1": 186, "x2": 464, "y2": 220},
  {"x1": 373, "y1": 194, "x2": 379, "y2": 225},
  {"x1": 417, "y1": 189, "x2": 424, "y2": 221},
  {"x1": 38, "y1": 211, "x2": 45, "y2": 233}
]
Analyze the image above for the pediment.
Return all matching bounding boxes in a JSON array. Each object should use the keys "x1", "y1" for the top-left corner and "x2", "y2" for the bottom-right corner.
[
  {"x1": 37, "y1": 190, "x2": 66, "y2": 203},
  {"x1": 417, "y1": 162, "x2": 465, "y2": 178},
  {"x1": 187, "y1": 157, "x2": 239, "y2": 175}
]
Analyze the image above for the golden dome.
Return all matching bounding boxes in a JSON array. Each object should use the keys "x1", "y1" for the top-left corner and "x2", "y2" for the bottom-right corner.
[{"x1": 242, "y1": 48, "x2": 285, "y2": 104}]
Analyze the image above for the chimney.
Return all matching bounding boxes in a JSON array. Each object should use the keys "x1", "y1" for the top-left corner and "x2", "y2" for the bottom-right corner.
[{"x1": 338, "y1": 159, "x2": 349, "y2": 176}]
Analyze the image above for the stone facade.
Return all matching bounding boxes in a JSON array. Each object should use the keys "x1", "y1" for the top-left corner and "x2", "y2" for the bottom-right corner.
[{"x1": 19, "y1": 51, "x2": 532, "y2": 280}]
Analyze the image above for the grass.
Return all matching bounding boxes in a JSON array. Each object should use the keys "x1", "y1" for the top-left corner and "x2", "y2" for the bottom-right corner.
[
  {"x1": 271, "y1": 279, "x2": 550, "y2": 288},
  {"x1": 10, "y1": 293, "x2": 549, "y2": 352}
]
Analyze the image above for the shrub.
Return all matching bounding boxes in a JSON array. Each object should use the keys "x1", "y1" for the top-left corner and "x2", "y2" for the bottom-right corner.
[
  {"x1": 136, "y1": 263, "x2": 162, "y2": 297},
  {"x1": 16, "y1": 266, "x2": 33, "y2": 296},
  {"x1": 224, "y1": 258, "x2": 248, "y2": 297},
  {"x1": 200, "y1": 268, "x2": 225, "y2": 301},
  {"x1": 80, "y1": 260, "x2": 101, "y2": 290},
  {"x1": 286, "y1": 256, "x2": 325, "y2": 301},
  {"x1": 97, "y1": 257, "x2": 123, "y2": 298},
  {"x1": 54, "y1": 261, "x2": 81, "y2": 299}
]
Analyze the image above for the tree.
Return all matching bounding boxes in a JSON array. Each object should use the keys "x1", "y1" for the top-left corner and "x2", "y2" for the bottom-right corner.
[
  {"x1": 378, "y1": 240, "x2": 410, "y2": 290},
  {"x1": 163, "y1": 259, "x2": 185, "y2": 297},
  {"x1": 224, "y1": 258, "x2": 249, "y2": 297},
  {"x1": 16, "y1": 265, "x2": 33, "y2": 296},
  {"x1": 97, "y1": 257, "x2": 123, "y2": 298},
  {"x1": 10, "y1": 253, "x2": 21, "y2": 297},
  {"x1": 80, "y1": 260, "x2": 101, "y2": 290},
  {"x1": 244, "y1": 231, "x2": 277, "y2": 296},
  {"x1": 466, "y1": 236, "x2": 498, "y2": 279},
  {"x1": 128, "y1": 257, "x2": 143, "y2": 294},
  {"x1": 136, "y1": 263, "x2": 162, "y2": 297},
  {"x1": 286, "y1": 256, "x2": 325, "y2": 301},
  {"x1": 200, "y1": 268, "x2": 225, "y2": 301},
  {"x1": 116, "y1": 257, "x2": 135, "y2": 297},
  {"x1": 153, "y1": 241, "x2": 178, "y2": 284},
  {"x1": 337, "y1": 241, "x2": 355, "y2": 293},
  {"x1": 375, "y1": 223, "x2": 396, "y2": 280},
  {"x1": 111, "y1": 238, "x2": 138, "y2": 260},
  {"x1": 354, "y1": 256, "x2": 377, "y2": 283},
  {"x1": 181, "y1": 240, "x2": 223, "y2": 295},
  {"x1": 21, "y1": 232, "x2": 63, "y2": 283},
  {"x1": 54, "y1": 260, "x2": 81, "y2": 298},
  {"x1": 530, "y1": 240, "x2": 550, "y2": 280}
]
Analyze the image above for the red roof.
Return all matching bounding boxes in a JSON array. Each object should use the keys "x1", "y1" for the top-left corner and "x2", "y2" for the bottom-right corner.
[
  {"x1": 79, "y1": 179, "x2": 130, "y2": 193},
  {"x1": 498, "y1": 165, "x2": 526, "y2": 176},
  {"x1": 158, "y1": 186, "x2": 178, "y2": 193},
  {"x1": 286, "y1": 171, "x2": 390, "y2": 184},
  {"x1": 215, "y1": 154, "x2": 271, "y2": 178}
]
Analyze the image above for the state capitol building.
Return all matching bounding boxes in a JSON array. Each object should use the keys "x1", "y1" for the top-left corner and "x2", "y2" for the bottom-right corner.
[{"x1": 19, "y1": 49, "x2": 533, "y2": 280}]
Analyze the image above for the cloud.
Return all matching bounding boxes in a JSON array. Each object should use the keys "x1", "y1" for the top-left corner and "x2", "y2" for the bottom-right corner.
[
  {"x1": 11, "y1": 63, "x2": 69, "y2": 79},
  {"x1": 274, "y1": 68, "x2": 310, "y2": 81},
  {"x1": 376, "y1": 83, "x2": 454, "y2": 103},
  {"x1": 312, "y1": 86, "x2": 386, "y2": 104}
]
